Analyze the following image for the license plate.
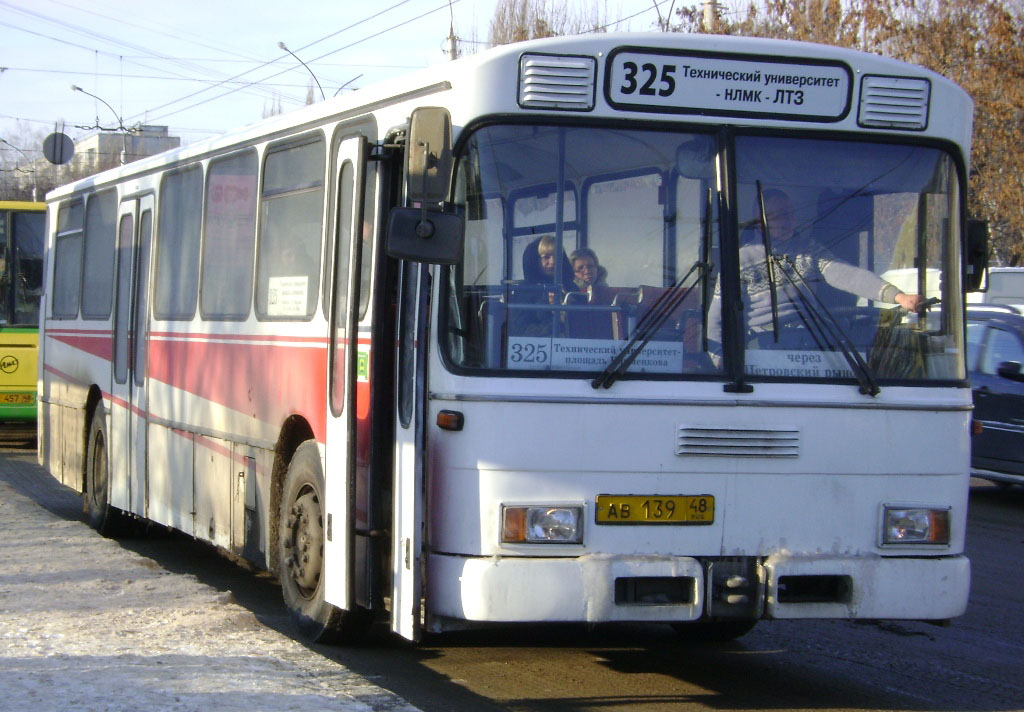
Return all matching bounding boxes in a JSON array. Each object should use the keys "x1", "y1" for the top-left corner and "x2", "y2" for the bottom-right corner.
[
  {"x1": 0, "y1": 392, "x2": 34, "y2": 405},
  {"x1": 595, "y1": 495, "x2": 714, "y2": 524}
]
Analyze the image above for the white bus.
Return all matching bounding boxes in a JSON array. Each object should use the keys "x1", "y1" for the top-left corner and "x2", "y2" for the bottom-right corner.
[{"x1": 39, "y1": 33, "x2": 986, "y2": 644}]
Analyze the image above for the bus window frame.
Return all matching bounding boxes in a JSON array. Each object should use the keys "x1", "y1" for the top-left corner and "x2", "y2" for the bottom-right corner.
[
  {"x1": 81, "y1": 188, "x2": 118, "y2": 321},
  {"x1": 153, "y1": 163, "x2": 205, "y2": 321},
  {"x1": 199, "y1": 147, "x2": 259, "y2": 322},
  {"x1": 254, "y1": 131, "x2": 327, "y2": 322},
  {"x1": 51, "y1": 198, "x2": 85, "y2": 320}
]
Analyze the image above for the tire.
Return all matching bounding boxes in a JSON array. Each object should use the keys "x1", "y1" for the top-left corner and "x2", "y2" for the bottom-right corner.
[
  {"x1": 84, "y1": 405, "x2": 127, "y2": 536},
  {"x1": 278, "y1": 440, "x2": 371, "y2": 644},
  {"x1": 671, "y1": 618, "x2": 758, "y2": 643}
]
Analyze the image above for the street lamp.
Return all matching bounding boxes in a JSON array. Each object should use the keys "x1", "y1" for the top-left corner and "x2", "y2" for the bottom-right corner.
[
  {"x1": 70, "y1": 84, "x2": 128, "y2": 165},
  {"x1": 0, "y1": 138, "x2": 37, "y2": 201},
  {"x1": 334, "y1": 74, "x2": 364, "y2": 97},
  {"x1": 278, "y1": 42, "x2": 325, "y2": 102}
]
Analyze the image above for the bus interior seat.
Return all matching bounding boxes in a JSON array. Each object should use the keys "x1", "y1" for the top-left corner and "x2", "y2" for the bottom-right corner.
[
  {"x1": 477, "y1": 296, "x2": 506, "y2": 367},
  {"x1": 630, "y1": 285, "x2": 704, "y2": 353},
  {"x1": 564, "y1": 289, "x2": 613, "y2": 339}
]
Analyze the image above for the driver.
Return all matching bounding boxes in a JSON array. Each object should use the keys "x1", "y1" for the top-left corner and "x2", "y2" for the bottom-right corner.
[{"x1": 708, "y1": 189, "x2": 924, "y2": 351}]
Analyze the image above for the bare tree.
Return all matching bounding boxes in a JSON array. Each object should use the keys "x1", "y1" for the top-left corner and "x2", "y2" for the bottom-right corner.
[
  {"x1": 489, "y1": 0, "x2": 610, "y2": 45},
  {"x1": 263, "y1": 94, "x2": 285, "y2": 119}
]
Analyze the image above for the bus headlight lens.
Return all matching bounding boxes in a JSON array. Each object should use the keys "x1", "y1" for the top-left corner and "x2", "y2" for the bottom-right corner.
[
  {"x1": 881, "y1": 506, "x2": 950, "y2": 545},
  {"x1": 502, "y1": 506, "x2": 583, "y2": 544}
]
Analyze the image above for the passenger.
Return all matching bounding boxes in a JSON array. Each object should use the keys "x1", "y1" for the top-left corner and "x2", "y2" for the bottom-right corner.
[
  {"x1": 708, "y1": 189, "x2": 924, "y2": 352},
  {"x1": 570, "y1": 248, "x2": 608, "y2": 292},
  {"x1": 511, "y1": 235, "x2": 574, "y2": 337},
  {"x1": 522, "y1": 235, "x2": 574, "y2": 293}
]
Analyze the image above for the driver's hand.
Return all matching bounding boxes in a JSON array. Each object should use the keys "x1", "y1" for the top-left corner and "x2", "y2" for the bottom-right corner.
[{"x1": 895, "y1": 292, "x2": 925, "y2": 312}]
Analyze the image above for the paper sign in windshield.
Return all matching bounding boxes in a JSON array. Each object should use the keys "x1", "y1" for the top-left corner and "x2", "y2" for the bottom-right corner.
[
  {"x1": 507, "y1": 337, "x2": 683, "y2": 373},
  {"x1": 745, "y1": 349, "x2": 858, "y2": 379}
]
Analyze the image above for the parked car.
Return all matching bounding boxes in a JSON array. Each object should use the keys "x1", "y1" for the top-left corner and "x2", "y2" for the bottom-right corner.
[{"x1": 966, "y1": 305, "x2": 1024, "y2": 485}]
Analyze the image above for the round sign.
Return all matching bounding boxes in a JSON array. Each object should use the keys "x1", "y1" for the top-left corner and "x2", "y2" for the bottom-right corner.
[{"x1": 43, "y1": 133, "x2": 75, "y2": 165}]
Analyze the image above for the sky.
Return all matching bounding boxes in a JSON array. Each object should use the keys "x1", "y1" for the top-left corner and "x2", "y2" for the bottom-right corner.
[{"x1": 0, "y1": 0, "x2": 677, "y2": 162}]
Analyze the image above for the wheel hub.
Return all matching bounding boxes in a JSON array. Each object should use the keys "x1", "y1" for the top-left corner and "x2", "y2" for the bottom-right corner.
[{"x1": 285, "y1": 489, "x2": 324, "y2": 596}]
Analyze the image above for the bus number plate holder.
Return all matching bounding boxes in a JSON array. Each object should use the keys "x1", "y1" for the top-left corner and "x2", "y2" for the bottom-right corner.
[{"x1": 595, "y1": 495, "x2": 714, "y2": 524}]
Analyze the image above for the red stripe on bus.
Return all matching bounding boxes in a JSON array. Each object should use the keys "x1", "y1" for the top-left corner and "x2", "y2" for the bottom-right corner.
[
  {"x1": 47, "y1": 331, "x2": 113, "y2": 362},
  {"x1": 147, "y1": 337, "x2": 328, "y2": 441}
]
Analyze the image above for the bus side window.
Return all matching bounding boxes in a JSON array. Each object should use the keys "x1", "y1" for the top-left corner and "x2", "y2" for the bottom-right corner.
[
  {"x1": 52, "y1": 200, "x2": 84, "y2": 318},
  {"x1": 200, "y1": 149, "x2": 258, "y2": 320},
  {"x1": 81, "y1": 189, "x2": 117, "y2": 320},
  {"x1": 154, "y1": 165, "x2": 204, "y2": 320},
  {"x1": 256, "y1": 135, "x2": 325, "y2": 320}
]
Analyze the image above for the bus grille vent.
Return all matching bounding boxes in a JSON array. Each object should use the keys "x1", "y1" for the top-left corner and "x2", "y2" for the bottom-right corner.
[
  {"x1": 518, "y1": 54, "x2": 596, "y2": 111},
  {"x1": 677, "y1": 426, "x2": 800, "y2": 458},
  {"x1": 858, "y1": 75, "x2": 930, "y2": 130}
]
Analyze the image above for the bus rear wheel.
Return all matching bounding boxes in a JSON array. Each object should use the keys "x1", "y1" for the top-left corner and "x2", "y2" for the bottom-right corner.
[
  {"x1": 84, "y1": 405, "x2": 127, "y2": 536},
  {"x1": 278, "y1": 440, "x2": 370, "y2": 644}
]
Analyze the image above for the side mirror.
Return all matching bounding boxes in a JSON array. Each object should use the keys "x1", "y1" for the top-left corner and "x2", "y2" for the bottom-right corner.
[
  {"x1": 406, "y1": 107, "x2": 453, "y2": 204},
  {"x1": 996, "y1": 360, "x2": 1024, "y2": 383},
  {"x1": 386, "y1": 207, "x2": 464, "y2": 264},
  {"x1": 386, "y1": 106, "x2": 464, "y2": 264},
  {"x1": 965, "y1": 219, "x2": 988, "y2": 292}
]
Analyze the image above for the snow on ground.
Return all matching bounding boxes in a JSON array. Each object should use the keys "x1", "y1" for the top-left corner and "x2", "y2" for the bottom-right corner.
[{"x1": 0, "y1": 474, "x2": 420, "y2": 712}]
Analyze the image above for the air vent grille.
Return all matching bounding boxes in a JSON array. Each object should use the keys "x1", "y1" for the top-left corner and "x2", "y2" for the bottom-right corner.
[
  {"x1": 518, "y1": 54, "x2": 596, "y2": 111},
  {"x1": 677, "y1": 426, "x2": 800, "y2": 458},
  {"x1": 858, "y1": 75, "x2": 930, "y2": 130}
]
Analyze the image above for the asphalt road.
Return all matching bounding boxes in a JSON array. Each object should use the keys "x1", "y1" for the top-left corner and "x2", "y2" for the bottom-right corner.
[{"x1": 2, "y1": 427, "x2": 1021, "y2": 712}]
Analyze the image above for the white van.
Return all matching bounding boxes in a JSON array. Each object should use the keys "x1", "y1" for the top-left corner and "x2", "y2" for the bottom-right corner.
[{"x1": 968, "y1": 267, "x2": 1024, "y2": 305}]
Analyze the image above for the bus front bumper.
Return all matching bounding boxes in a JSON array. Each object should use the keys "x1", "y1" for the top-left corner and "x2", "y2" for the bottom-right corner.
[{"x1": 425, "y1": 552, "x2": 970, "y2": 625}]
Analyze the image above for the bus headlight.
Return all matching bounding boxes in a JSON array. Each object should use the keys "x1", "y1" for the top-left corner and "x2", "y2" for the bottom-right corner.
[
  {"x1": 881, "y1": 506, "x2": 950, "y2": 545},
  {"x1": 502, "y1": 505, "x2": 583, "y2": 544}
]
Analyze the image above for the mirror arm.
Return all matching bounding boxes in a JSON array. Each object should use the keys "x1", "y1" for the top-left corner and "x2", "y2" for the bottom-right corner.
[{"x1": 414, "y1": 139, "x2": 437, "y2": 239}]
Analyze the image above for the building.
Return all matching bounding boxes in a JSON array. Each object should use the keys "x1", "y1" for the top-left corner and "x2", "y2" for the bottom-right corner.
[
  {"x1": 0, "y1": 125, "x2": 181, "y2": 201},
  {"x1": 71, "y1": 125, "x2": 181, "y2": 174}
]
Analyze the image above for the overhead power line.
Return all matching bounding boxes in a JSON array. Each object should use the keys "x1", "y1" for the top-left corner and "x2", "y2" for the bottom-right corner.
[{"x1": 143, "y1": 0, "x2": 466, "y2": 125}]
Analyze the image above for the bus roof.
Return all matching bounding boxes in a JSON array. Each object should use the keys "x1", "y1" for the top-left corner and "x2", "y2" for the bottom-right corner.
[{"x1": 45, "y1": 32, "x2": 973, "y2": 203}]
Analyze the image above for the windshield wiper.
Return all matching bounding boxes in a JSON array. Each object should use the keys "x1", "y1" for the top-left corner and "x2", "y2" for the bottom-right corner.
[
  {"x1": 752, "y1": 181, "x2": 878, "y2": 396},
  {"x1": 591, "y1": 259, "x2": 710, "y2": 389},
  {"x1": 772, "y1": 255, "x2": 881, "y2": 396},
  {"x1": 592, "y1": 189, "x2": 715, "y2": 389},
  {"x1": 756, "y1": 180, "x2": 781, "y2": 343},
  {"x1": 700, "y1": 187, "x2": 714, "y2": 352}
]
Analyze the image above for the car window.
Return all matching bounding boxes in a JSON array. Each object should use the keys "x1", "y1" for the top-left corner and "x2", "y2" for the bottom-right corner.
[
  {"x1": 966, "y1": 320, "x2": 986, "y2": 371},
  {"x1": 979, "y1": 326, "x2": 1024, "y2": 375}
]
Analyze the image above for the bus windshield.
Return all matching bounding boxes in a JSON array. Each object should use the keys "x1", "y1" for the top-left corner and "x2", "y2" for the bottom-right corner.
[
  {"x1": 445, "y1": 123, "x2": 965, "y2": 385},
  {"x1": 1, "y1": 210, "x2": 45, "y2": 327}
]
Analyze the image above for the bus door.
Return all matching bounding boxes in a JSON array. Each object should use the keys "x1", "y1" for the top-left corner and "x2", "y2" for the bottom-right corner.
[
  {"x1": 110, "y1": 195, "x2": 154, "y2": 516},
  {"x1": 323, "y1": 135, "x2": 366, "y2": 612},
  {"x1": 391, "y1": 260, "x2": 427, "y2": 640}
]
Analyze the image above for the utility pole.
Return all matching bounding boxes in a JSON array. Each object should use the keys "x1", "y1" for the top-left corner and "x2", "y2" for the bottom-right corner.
[
  {"x1": 447, "y1": 23, "x2": 459, "y2": 60},
  {"x1": 702, "y1": 0, "x2": 717, "y2": 31}
]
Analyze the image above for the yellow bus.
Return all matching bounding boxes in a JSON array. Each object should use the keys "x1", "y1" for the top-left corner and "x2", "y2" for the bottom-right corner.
[{"x1": 0, "y1": 201, "x2": 45, "y2": 421}]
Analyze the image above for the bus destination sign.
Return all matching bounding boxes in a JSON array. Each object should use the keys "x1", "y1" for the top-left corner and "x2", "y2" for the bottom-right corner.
[{"x1": 605, "y1": 48, "x2": 852, "y2": 121}]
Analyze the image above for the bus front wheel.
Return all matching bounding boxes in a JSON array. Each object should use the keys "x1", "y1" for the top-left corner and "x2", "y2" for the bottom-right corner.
[{"x1": 277, "y1": 440, "x2": 370, "y2": 644}]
